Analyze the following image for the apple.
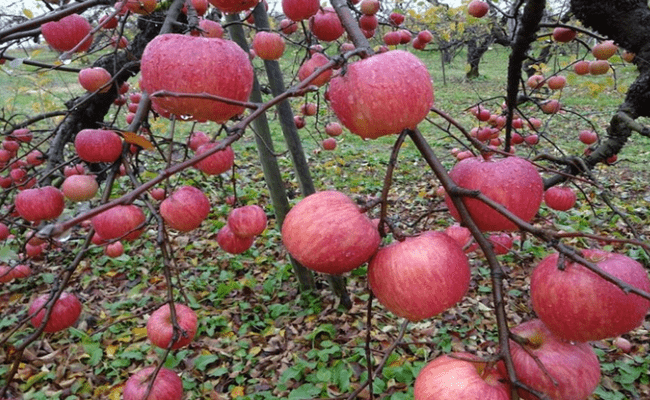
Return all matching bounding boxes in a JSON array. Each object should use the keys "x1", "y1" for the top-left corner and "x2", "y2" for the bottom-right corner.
[
  {"x1": 297, "y1": 53, "x2": 332, "y2": 86},
  {"x1": 3, "y1": 140, "x2": 19, "y2": 152},
  {"x1": 29, "y1": 292, "x2": 82, "y2": 333},
  {"x1": 123, "y1": 367, "x2": 183, "y2": 400},
  {"x1": 150, "y1": 188, "x2": 166, "y2": 201},
  {"x1": 526, "y1": 74, "x2": 544, "y2": 89},
  {"x1": 445, "y1": 156, "x2": 543, "y2": 231},
  {"x1": 417, "y1": 30, "x2": 433, "y2": 43},
  {"x1": 91, "y1": 204, "x2": 146, "y2": 242},
  {"x1": 309, "y1": 7, "x2": 344, "y2": 42},
  {"x1": 41, "y1": 14, "x2": 93, "y2": 53},
  {"x1": 294, "y1": 115, "x2": 306, "y2": 129},
  {"x1": 252, "y1": 32, "x2": 285, "y2": 61},
  {"x1": 546, "y1": 75, "x2": 566, "y2": 90},
  {"x1": 141, "y1": 34, "x2": 254, "y2": 123},
  {"x1": 552, "y1": 27, "x2": 577, "y2": 42},
  {"x1": 188, "y1": 131, "x2": 210, "y2": 151},
  {"x1": 160, "y1": 186, "x2": 211, "y2": 232},
  {"x1": 398, "y1": 29, "x2": 412, "y2": 44},
  {"x1": 414, "y1": 353, "x2": 510, "y2": 400},
  {"x1": 26, "y1": 150, "x2": 44, "y2": 166},
  {"x1": 0, "y1": 266, "x2": 13, "y2": 283},
  {"x1": 467, "y1": 0, "x2": 489, "y2": 18},
  {"x1": 524, "y1": 134, "x2": 539, "y2": 145},
  {"x1": 412, "y1": 38, "x2": 426, "y2": 50},
  {"x1": 528, "y1": 117, "x2": 542, "y2": 130},
  {"x1": 0, "y1": 223, "x2": 9, "y2": 241},
  {"x1": 0, "y1": 175, "x2": 11, "y2": 189},
  {"x1": 589, "y1": 60, "x2": 610, "y2": 75},
  {"x1": 543, "y1": 186, "x2": 576, "y2": 211},
  {"x1": 282, "y1": 0, "x2": 319, "y2": 21},
  {"x1": 501, "y1": 319, "x2": 601, "y2": 400},
  {"x1": 282, "y1": 191, "x2": 380, "y2": 275},
  {"x1": 147, "y1": 303, "x2": 198, "y2": 349},
  {"x1": 111, "y1": 35, "x2": 129, "y2": 49},
  {"x1": 15, "y1": 186, "x2": 65, "y2": 221},
  {"x1": 182, "y1": 0, "x2": 208, "y2": 15},
  {"x1": 10, "y1": 168, "x2": 27, "y2": 185},
  {"x1": 198, "y1": 19, "x2": 224, "y2": 38},
  {"x1": 622, "y1": 51, "x2": 635, "y2": 63},
  {"x1": 325, "y1": 122, "x2": 343, "y2": 137},
  {"x1": 216, "y1": 224, "x2": 255, "y2": 254},
  {"x1": 383, "y1": 31, "x2": 401, "y2": 46},
  {"x1": 613, "y1": 337, "x2": 632, "y2": 353},
  {"x1": 104, "y1": 241, "x2": 124, "y2": 257},
  {"x1": 488, "y1": 233, "x2": 513, "y2": 255},
  {"x1": 531, "y1": 249, "x2": 650, "y2": 342},
  {"x1": 592, "y1": 40, "x2": 617, "y2": 60},
  {"x1": 389, "y1": 12, "x2": 405, "y2": 25},
  {"x1": 0, "y1": 150, "x2": 13, "y2": 163},
  {"x1": 12, "y1": 128, "x2": 32, "y2": 142},
  {"x1": 359, "y1": 14, "x2": 378, "y2": 30},
  {"x1": 75, "y1": 129, "x2": 123, "y2": 163},
  {"x1": 62, "y1": 175, "x2": 99, "y2": 202},
  {"x1": 227, "y1": 205, "x2": 267, "y2": 237},
  {"x1": 300, "y1": 102, "x2": 317, "y2": 116},
  {"x1": 359, "y1": 0, "x2": 380, "y2": 15},
  {"x1": 116, "y1": 0, "x2": 157, "y2": 14},
  {"x1": 280, "y1": 19, "x2": 299, "y2": 35},
  {"x1": 78, "y1": 67, "x2": 112, "y2": 93},
  {"x1": 573, "y1": 60, "x2": 590, "y2": 75},
  {"x1": 328, "y1": 50, "x2": 434, "y2": 140},
  {"x1": 208, "y1": 0, "x2": 257, "y2": 13},
  {"x1": 322, "y1": 137, "x2": 337, "y2": 150},
  {"x1": 368, "y1": 231, "x2": 470, "y2": 321},
  {"x1": 193, "y1": 141, "x2": 235, "y2": 175},
  {"x1": 25, "y1": 242, "x2": 44, "y2": 259},
  {"x1": 64, "y1": 163, "x2": 86, "y2": 177},
  {"x1": 541, "y1": 99, "x2": 561, "y2": 114},
  {"x1": 99, "y1": 14, "x2": 119, "y2": 29},
  {"x1": 606, "y1": 154, "x2": 618, "y2": 164},
  {"x1": 1, "y1": 264, "x2": 31, "y2": 282}
]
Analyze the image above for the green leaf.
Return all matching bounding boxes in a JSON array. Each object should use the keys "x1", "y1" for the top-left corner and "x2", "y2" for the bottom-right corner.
[
  {"x1": 288, "y1": 383, "x2": 321, "y2": 400},
  {"x1": 194, "y1": 355, "x2": 220, "y2": 371}
]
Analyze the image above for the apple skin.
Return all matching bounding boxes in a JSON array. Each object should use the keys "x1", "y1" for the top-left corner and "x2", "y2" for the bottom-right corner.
[
  {"x1": 208, "y1": 0, "x2": 258, "y2": 13},
  {"x1": 104, "y1": 241, "x2": 124, "y2": 258},
  {"x1": 282, "y1": 0, "x2": 319, "y2": 21},
  {"x1": 578, "y1": 130, "x2": 598, "y2": 145},
  {"x1": 297, "y1": 53, "x2": 332, "y2": 87},
  {"x1": 141, "y1": 34, "x2": 254, "y2": 123},
  {"x1": 216, "y1": 224, "x2": 255, "y2": 254},
  {"x1": 62, "y1": 175, "x2": 99, "y2": 202},
  {"x1": 227, "y1": 205, "x2": 267, "y2": 237},
  {"x1": 280, "y1": 19, "x2": 299, "y2": 34},
  {"x1": 91, "y1": 205, "x2": 146, "y2": 242},
  {"x1": 150, "y1": 188, "x2": 166, "y2": 201},
  {"x1": 15, "y1": 186, "x2": 65, "y2": 221},
  {"x1": 530, "y1": 250, "x2": 650, "y2": 342},
  {"x1": 322, "y1": 138, "x2": 337, "y2": 150},
  {"x1": 193, "y1": 142, "x2": 235, "y2": 175},
  {"x1": 1, "y1": 264, "x2": 31, "y2": 282},
  {"x1": 592, "y1": 40, "x2": 617, "y2": 60},
  {"x1": 414, "y1": 353, "x2": 511, "y2": 400},
  {"x1": 325, "y1": 122, "x2": 343, "y2": 137},
  {"x1": 78, "y1": 67, "x2": 112, "y2": 93},
  {"x1": 383, "y1": 31, "x2": 401, "y2": 45},
  {"x1": 543, "y1": 186, "x2": 576, "y2": 211},
  {"x1": 546, "y1": 75, "x2": 566, "y2": 90},
  {"x1": 160, "y1": 186, "x2": 211, "y2": 232},
  {"x1": 188, "y1": 131, "x2": 211, "y2": 151},
  {"x1": 252, "y1": 32, "x2": 285, "y2": 61},
  {"x1": 282, "y1": 191, "x2": 380, "y2": 275},
  {"x1": 116, "y1": 0, "x2": 157, "y2": 14},
  {"x1": 328, "y1": 50, "x2": 434, "y2": 140},
  {"x1": 589, "y1": 60, "x2": 610, "y2": 75},
  {"x1": 467, "y1": 0, "x2": 489, "y2": 17},
  {"x1": 123, "y1": 367, "x2": 183, "y2": 400},
  {"x1": 389, "y1": 12, "x2": 405, "y2": 25},
  {"x1": 75, "y1": 129, "x2": 123, "y2": 163},
  {"x1": 488, "y1": 233, "x2": 513, "y2": 255},
  {"x1": 198, "y1": 19, "x2": 224, "y2": 38},
  {"x1": 368, "y1": 231, "x2": 470, "y2": 321},
  {"x1": 359, "y1": 0, "x2": 380, "y2": 15},
  {"x1": 29, "y1": 292, "x2": 82, "y2": 333},
  {"x1": 309, "y1": 7, "x2": 345, "y2": 42},
  {"x1": 0, "y1": 223, "x2": 9, "y2": 241},
  {"x1": 146, "y1": 303, "x2": 198, "y2": 349},
  {"x1": 552, "y1": 27, "x2": 577, "y2": 42},
  {"x1": 445, "y1": 156, "x2": 543, "y2": 231},
  {"x1": 500, "y1": 319, "x2": 601, "y2": 400},
  {"x1": 573, "y1": 60, "x2": 590, "y2": 75},
  {"x1": 41, "y1": 14, "x2": 93, "y2": 53}
]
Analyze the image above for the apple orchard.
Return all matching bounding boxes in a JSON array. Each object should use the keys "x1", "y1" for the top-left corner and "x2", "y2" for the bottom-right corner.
[{"x1": 0, "y1": 0, "x2": 649, "y2": 399}]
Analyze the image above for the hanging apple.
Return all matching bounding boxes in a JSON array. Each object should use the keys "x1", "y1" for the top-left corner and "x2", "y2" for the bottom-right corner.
[
  {"x1": 543, "y1": 186, "x2": 576, "y2": 211},
  {"x1": 29, "y1": 292, "x2": 82, "y2": 333},
  {"x1": 227, "y1": 205, "x2": 267, "y2": 238},
  {"x1": 41, "y1": 14, "x2": 93, "y2": 53},
  {"x1": 282, "y1": 0, "x2": 319, "y2": 21},
  {"x1": 309, "y1": 7, "x2": 345, "y2": 42},
  {"x1": 160, "y1": 186, "x2": 211, "y2": 232},
  {"x1": 123, "y1": 367, "x2": 183, "y2": 400},
  {"x1": 15, "y1": 186, "x2": 65, "y2": 221},
  {"x1": 91, "y1": 205, "x2": 146, "y2": 241},
  {"x1": 146, "y1": 303, "x2": 198, "y2": 349},
  {"x1": 74, "y1": 129, "x2": 123, "y2": 163}
]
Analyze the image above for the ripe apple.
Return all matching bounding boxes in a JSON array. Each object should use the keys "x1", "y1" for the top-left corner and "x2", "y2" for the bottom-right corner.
[
  {"x1": 147, "y1": 303, "x2": 198, "y2": 349},
  {"x1": 445, "y1": 156, "x2": 543, "y2": 231},
  {"x1": 62, "y1": 174, "x2": 99, "y2": 202},
  {"x1": 389, "y1": 12, "x2": 405, "y2": 25},
  {"x1": 322, "y1": 138, "x2": 337, "y2": 150},
  {"x1": 141, "y1": 34, "x2": 254, "y2": 123},
  {"x1": 592, "y1": 40, "x2": 618, "y2": 60},
  {"x1": 613, "y1": 337, "x2": 632, "y2": 353},
  {"x1": 524, "y1": 134, "x2": 539, "y2": 145},
  {"x1": 15, "y1": 186, "x2": 65, "y2": 221},
  {"x1": 543, "y1": 186, "x2": 576, "y2": 211},
  {"x1": 589, "y1": 60, "x2": 610, "y2": 75},
  {"x1": 383, "y1": 31, "x2": 401, "y2": 46},
  {"x1": 359, "y1": 0, "x2": 380, "y2": 15},
  {"x1": 198, "y1": 19, "x2": 224, "y2": 38},
  {"x1": 398, "y1": 29, "x2": 412, "y2": 44},
  {"x1": 526, "y1": 74, "x2": 544, "y2": 89},
  {"x1": 160, "y1": 186, "x2": 211, "y2": 232},
  {"x1": 116, "y1": 0, "x2": 157, "y2": 14},
  {"x1": 216, "y1": 224, "x2": 255, "y2": 254},
  {"x1": 29, "y1": 292, "x2": 82, "y2": 333},
  {"x1": 280, "y1": 18, "x2": 299, "y2": 34},
  {"x1": 252, "y1": 32, "x2": 285, "y2": 61},
  {"x1": 368, "y1": 231, "x2": 470, "y2": 321},
  {"x1": 309, "y1": 7, "x2": 345, "y2": 42},
  {"x1": 104, "y1": 241, "x2": 124, "y2": 257},
  {"x1": 417, "y1": 30, "x2": 433, "y2": 43},
  {"x1": 0, "y1": 223, "x2": 9, "y2": 241},
  {"x1": 64, "y1": 163, "x2": 86, "y2": 177},
  {"x1": 443, "y1": 223, "x2": 478, "y2": 253},
  {"x1": 573, "y1": 60, "x2": 590, "y2": 75},
  {"x1": 227, "y1": 205, "x2": 267, "y2": 237},
  {"x1": 552, "y1": 27, "x2": 577, "y2": 42},
  {"x1": 488, "y1": 233, "x2": 513, "y2": 255},
  {"x1": 282, "y1": 0, "x2": 319, "y2": 21},
  {"x1": 78, "y1": 67, "x2": 112, "y2": 93},
  {"x1": 12, "y1": 128, "x2": 32, "y2": 142},
  {"x1": 282, "y1": 191, "x2": 380, "y2": 275},
  {"x1": 359, "y1": 14, "x2": 378, "y2": 31},
  {"x1": 41, "y1": 14, "x2": 93, "y2": 53},
  {"x1": 546, "y1": 75, "x2": 566, "y2": 90},
  {"x1": 299, "y1": 102, "x2": 316, "y2": 116},
  {"x1": 531, "y1": 249, "x2": 650, "y2": 342},
  {"x1": 412, "y1": 38, "x2": 426, "y2": 50},
  {"x1": 468, "y1": 0, "x2": 489, "y2": 17},
  {"x1": 328, "y1": 50, "x2": 434, "y2": 139},
  {"x1": 99, "y1": 14, "x2": 119, "y2": 29},
  {"x1": 294, "y1": 115, "x2": 306, "y2": 129},
  {"x1": 182, "y1": 0, "x2": 208, "y2": 15},
  {"x1": 540, "y1": 99, "x2": 560, "y2": 114},
  {"x1": 91, "y1": 204, "x2": 146, "y2": 241},
  {"x1": 193, "y1": 141, "x2": 235, "y2": 175},
  {"x1": 0, "y1": 266, "x2": 13, "y2": 283},
  {"x1": 1, "y1": 264, "x2": 31, "y2": 282},
  {"x1": 298, "y1": 53, "x2": 332, "y2": 86},
  {"x1": 325, "y1": 122, "x2": 343, "y2": 137},
  {"x1": 501, "y1": 319, "x2": 601, "y2": 400},
  {"x1": 188, "y1": 131, "x2": 210, "y2": 151},
  {"x1": 26, "y1": 150, "x2": 44, "y2": 166},
  {"x1": 414, "y1": 353, "x2": 510, "y2": 400},
  {"x1": 622, "y1": 51, "x2": 635, "y2": 63},
  {"x1": 123, "y1": 367, "x2": 183, "y2": 400},
  {"x1": 75, "y1": 129, "x2": 123, "y2": 163},
  {"x1": 150, "y1": 188, "x2": 166, "y2": 201}
]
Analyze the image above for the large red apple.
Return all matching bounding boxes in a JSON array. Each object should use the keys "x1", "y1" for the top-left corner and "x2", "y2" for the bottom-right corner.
[
  {"x1": 123, "y1": 367, "x2": 183, "y2": 400},
  {"x1": 29, "y1": 292, "x2": 82, "y2": 333},
  {"x1": 297, "y1": 53, "x2": 332, "y2": 87},
  {"x1": 501, "y1": 319, "x2": 601, "y2": 400},
  {"x1": 389, "y1": 12, "x2": 405, "y2": 25},
  {"x1": 62, "y1": 175, "x2": 99, "y2": 202},
  {"x1": 78, "y1": 67, "x2": 112, "y2": 93},
  {"x1": 282, "y1": 0, "x2": 319, "y2": 21},
  {"x1": 368, "y1": 231, "x2": 470, "y2": 321},
  {"x1": 282, "y1": 191, "x2": 380, "y2": 275},
  {"x1": 309, "y1": 7, "x2": 345, "y2": 42},
  {"x1": 328, "y1": 50, "x2": 433, "y2": 139},
  {"x1": 543, "y1": 186, "x2": 576, "y2": 211},
  {"x1": 208, "y1": 0, "x2": 258, "y2": 13},
  {"x1": 41, "y1": 14, "x2": 93, "y2": 53},
  {"x1": 141, "y1": 34, "x2": 254, "y2": 123},
  {"x1": 467, "y1": 0, "x2": 489, "y2": 17},
  {"x1": 75, "y1": 129, "x2": 123, "y2": 163},
  {"x1": 444, "y1": 156, "x2": 543, "y2": 231},
  {"x1": 91, "y1": 205, "x2": 146, "y2": 241},
  {"x1": 15, "y1": 186, "x2": 65, "y2": 221},
  {"x1": 227, "y1": 205, "x2": 267, "y2": 237},
  {"x1": 552, "y1": 27, "x2": 577, "y2": 42},
  {"x1": 531, "y1": 249, "x2": 650, "y2": 342},
  {"x1": 160, "y1": 186, "x2": 211, "y2": 232},
  {"x1": 146, "y1": 303, "x2": 198, "y2": 349},
  {"x1": 216, "y1": 224, "x2": 255, "y2": 254},
  {"x1": 414, "y1": 353, "x2": 510, "y2": 400},
  {"x1": 252, "y1": 32, "x2": 285, "y2": 61},
  {"x1": 193, "y1": 141, "x2": 235, "y2": 175}
]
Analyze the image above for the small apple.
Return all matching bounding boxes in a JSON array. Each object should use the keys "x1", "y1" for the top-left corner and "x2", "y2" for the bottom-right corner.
[
  {"x1": 467, "y1": 0, "x2": 489, "y2": 18},
  {"x1": 383, "y1": 31, "x2": 401, "y2": 46},
  {"x1": 116, "y1": 0, "x2": 157, "y2": 14},
  {"x1": 0, "y1": 223, "x2": 9, "y2": 241},
  {"x1": 150, "y1": 188, "x2": 166, "y2": 201},
  {"x1": 12, "y1": 128, "x2": 32, "y2": 142},
  {"x1": 417, "y1": 30, "x2": 433, "y2": 43},
  {"x1": 147, "y1": 303, "x2": 198, "y2": 349},
  {"x1": 15, "y1": 186, "x2": 65, "y2": 221},
  {"x1": 75, "y1": 129, "x2": 123, "y2": 163},
  {"x1": 322, "y1": 137, "x2": 337, "y2": 150},
  {"x1": 216, "y1": 224, "x2": 255, "y2": 254},
  {"x1": 540, "y1": 99, "x2": 560, "y2": 114},
  {"x1": 62, "y1": 175, "x2": 99, "y2": 202},
  {"x1": 592, "y1": 40, "x2": 617, "y2": 60},
  {"x1": 99, "y1": 14, "x2": 119, "y2": 29},
  {"x1": 252, "y1": 31, "x2": 285, "y2": 61},
  {"x1": 298, "y1": 53, "x2": 332, "y2": 86},
  {"x1": 359, "y1": 14, "x2": 378, "y2": 31},
  {"x1": 488, "y1": 233, "x2": 513, "y2": 255},
  {"x1": 26, "y1": 150, "x2": 44, "y2": 166},
  {"x1": 282, "y1": 0, "x2": 318, "y2": 21},
  {"x1": 543, "y1": 186, "x2": 576, "y2": 211},
  {"x1": 104, "y1": 241, "x2": 124, "y2": 257},
  {"x1": 546, "y1": 75, "x2": 566, "y2": 90},
  {"x1": 182, "y1": 0, "x2": 208, "y2": 15},
  {"x1": 78, "y1": 67, "x2": 112, "y2": 93},
  {"x1": 123, "y1": 367, "x2": 183, "y2": 400},
  {"x1": 309, "y1": 7, "x2": 344, "y2": 42},
  {"x1": 552, "y1": 27, "x2": 577, "y2": 42},
  {"x1": 188, "y1": 131, "x2": 211, "y2": 151},
  {"x1": 359, "y1": 0, "x2": 380, "y2": 15},
  {"x1": 198, "y1": 19, "x2": 224, "y2": 38},
  {"x1": 227, "y1": 205, "x2": 267, "y2": 238},
  {"x1": 589, "y1": 60, "x2": 610, "y2": 75},
  {"x1": 325, "y1": 122, "x2": 343, "y2": 137},
  {"x1": 573, "y1": 60, "x2": 590, "y2": 75},
  {"x1": 280, "y1": 18, "x2": 299, "y2": 34},
  {"x1": 160, "y1": 186, "x2": 211, "y2": 232},
  {"x1": 389, "y1": 12, "x2": 405, "y2": 25},
  {"x1": 526, "y1": 74, "x2": 544, "y2": 89},
  {"x1": 91, "y1": 204, "x2": 146, "y2": 242},
  {"x1": 29, "y1": 292, "x2": 82, "y2": 333},
  {"x1": 193, "y1": 141, "x2": 235, "y2": 175},
  {"x1": 294, "y1": 115, "x2": 306, "y2": 129},
  {"x1": 64, "y1": 163, "x2": 86, "y2": 177},
  {"x1": 398, "y1": 29, "x2": 412, "y2": 44}
]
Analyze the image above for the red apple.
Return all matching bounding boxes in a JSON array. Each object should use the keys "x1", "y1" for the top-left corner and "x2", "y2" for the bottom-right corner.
[
  {"x1": 64, "y1": 163, "x2": 86, "y2": 177},
  {"x1": 0, "y1": 223, "x2": 9, "y2": 241},
  {"x1": 297, "y1": 53, "x2": 332, "y2": 86},
  {"x1": 282, "y1": 0, "x2": 319, "y2": 21},
  {"x1": 592, "y1": 40, "x2": 617, "y2": 60},
  {"x1": 398, "y1": 29, "x2": 412, "y2": 44},
  {"x1": 546, "y1": 75, "x2": 566, "y2": 90},
  {"x1": 198, "y1": 19, "x2": 224, "y2": 38},
  {"x1": 300, "y1": 102, "x2": 317, "y2": 116},
  {"x1": 543, "y1": 186, "x2": 576, "y2": 211},
  {"x1": 501, "y1": 319, "x2": 601, "y2": 400},
  {"x1": 622, "y1": 51, "x2": 635, "y2": 63},
  {"x1": 589, "y1": 60, "x2": 610, "y2": 75},
  {"x1": 294, "y1": 115, "x2": 306, "y2": 129},
  {"x1": 368, "y1": 231, "x2": 470, "y2": 321},
  {"x1": 12, "y1": 128, "x2": 32, "y2": 142},
  {"x1": 8, "y1": 264, "x2": 31, "y2": 280},
  {"x1": 613, "y1": 337, "x2": 632, "y2": 353},
  {"x1": 573, "y1": 60, "x2": 590, "y2": 75},
  {"x1": 252, "y1": 31, "x2": 285, "y2": 61},
  {"x1": 104, "y1": 241, "x2": 124, "y2": 257},
  {"x1": 160, "y1": 186, "x2": 211, "y2": 232},
  {"x1": 279, "y1": 19, "x2": 297, "y2": 35},
  {"x1": 540, "y1": 99, "x2": 561, "y2": 114},
  {"x1": 216, "y1": 224, "x2": 255, "y2": 254},
  {"x1": 146, "y1": 303, "x2": 198, "y2": 349},
  {"x1": 412, "y1": 38, "x2": 426, "y2": 50},
  {"x1": 99, "y1": 14, "x2": 119, "y2": 29},
  {"x1": 62, "y1": 175, "x2": 99, "y2": 202},
  {"x1": 309, "y1": 7, "x2": 344, "y2": 42},
  {"x1": 0, "y1": 266, "x2": 13, "y2": 283},
  {"x1": 359, "y1": 14, "x2": 378, "y2": 30},
  {"x1": 443, "y1": 223, "x2": 478, "y2": 253},
  {"x1": 150, "y1": 188, "x2": 166, "y2": 201},
  {"x1": 383, "y1": 31, "x2": 401, "y2": 46},
  {"x1": 141, "y1": 34, "x2": 254, "y2": 123},
  {"x1": 208, "y1": 0, "x2": 257, "y2": 13},
  {"x1": 467, "y1": 0, "x2": 489, "y2": 17},
  {"x1": 26, "y1": 150, "x2": 44, "y2": 166},
  {"x1": 29, "y1": 292, "x2": 82, "y2": 333},
  {"x1": 91, "y1": 204, "x2": 146, "y2": 241},
  {"x1": 328, "y1": 50, "x2": 434, "y2": 139},
  {"x1": 123, "y1": 367, "x2": 183, "y2": 400},
  {"x1": 282, "y1": 191, "x2": 380, "y2": 275},
  {"x1": 15, "y1": 186, "x2": 65, "y2": 221},
  {"x1": 552, "y1": 27, "x2": 577, "y2": 42},
  {"x1": 528, "y1": 117, "x2": 542, "y2": 129},
  {"x1": 359, "y1": 0, "x2": 380, "y2": 15},
  {"x1": 415, "y1": 353, "x2": 510, "y2": 400},
  {"x1": 2, "y1": 140, "x2": 19, "y2": 152},
  {"x1": 526, "y1": 74, "x2": 544, "y2": 89},
  {"x1": 182, "y1": 0, "x2": 208, "y2": 15},
  {"x1": 227, "y1": 205, "x2": 267, "y2": 237},
  {"x1": 325, "y1": 122, "x2": 343, "y2": 137},
  {"x1": 488, "y1": 233, "x2": 513, "y2": 255},
  {"x1": 531, "y1": 249, "x2": 650, "y2": 342},
  {"x1": 78, "y1": 67, "x2": 112, "y2": 93},
  {"x1": 389, "y1": 12, "x2": 405, "y2": 25},
  {"x1": 116, "y1": 0, "x2": 157, "y2": 14},
  {"x1": 322, "y1": 137, "x2": 337, "y2": 150},
  {"x1": 75, "y1": 129, "x2": 123, "y2": 163},
  {"x1": 193, "y1": 141, "x2": 235, "y2": 175},
  {"x1": 445, "y1": 156, "x2": 543, "y2": 231},
  {"x1": 417, "y1": 30, "x2": 433, "y2": 43},
  {"x1": 188, "y1": 131, "x2": 210, "y2": 151},
  {"x1": 41, "y1": 14, "x2": 93, "y2": 53},
  {"x1": 524, "y1": 134, "x2": 539, "y2": 145}
]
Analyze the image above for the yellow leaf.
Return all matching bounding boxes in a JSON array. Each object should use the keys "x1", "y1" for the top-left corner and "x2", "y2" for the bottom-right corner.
[
  {"x1": 132, "y1": 327, "x2": 148, "y2": 339},
  {"x1": 106, "y1": 270, "x2": 118, "y2": 277},
  {"x1": 109, "y1": 387, "x2": 122, "y2": 400},
  {"x1": 249, "y1": 346, "x2": 261, "y2": 356},
  {"x1": 106, "y1": 345, "x2": 119, "y2": 358},
  {"x1": 121, "y1": 131, "x2": 153, "y2": 150},
  {"x1": 23, "y1": 9, "x2": 33, "y2": 18},
  {"x1": 231, "y1": 386, "x2": 245, "y2": 398}
]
